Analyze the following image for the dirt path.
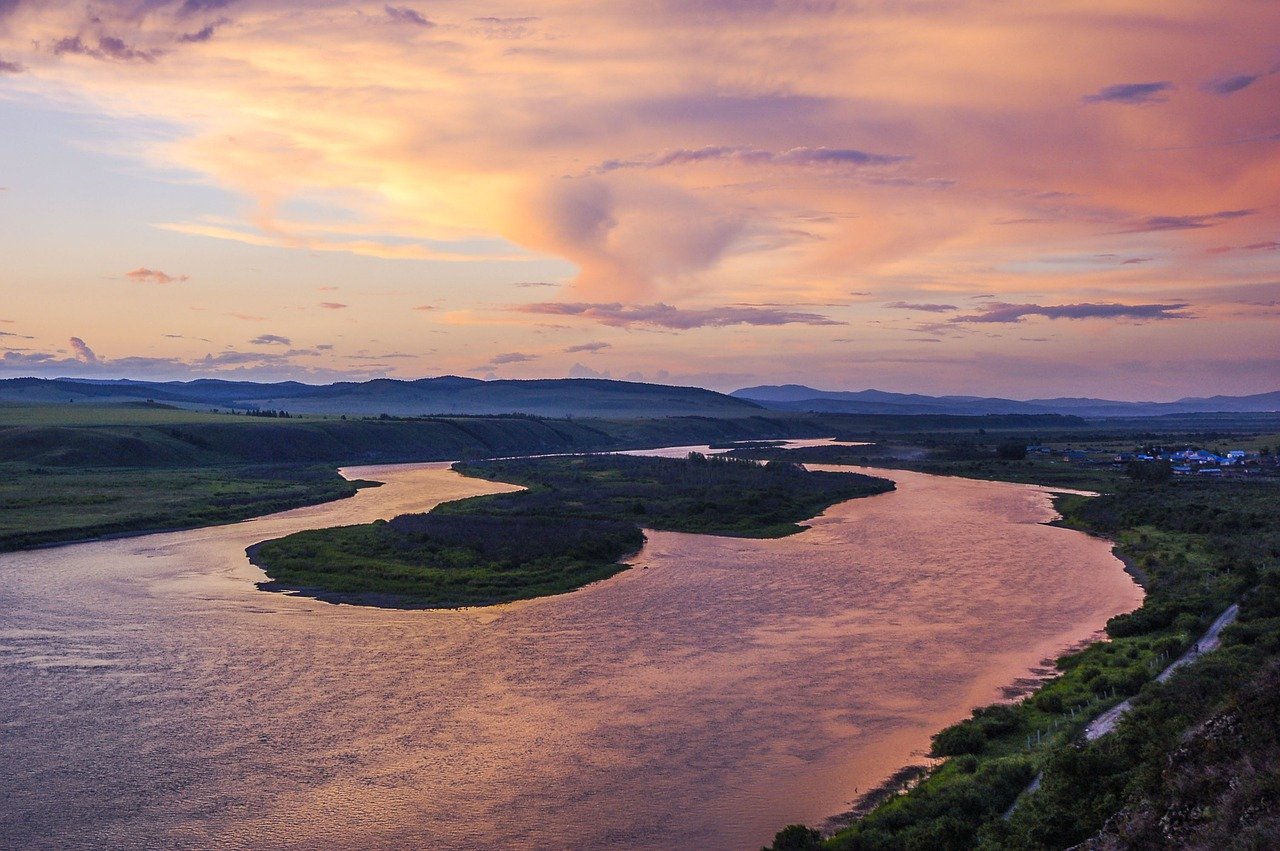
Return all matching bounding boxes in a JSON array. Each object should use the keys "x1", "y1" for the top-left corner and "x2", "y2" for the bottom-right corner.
[
  {"x1": 1004, "y1": 602, "x2": 1240, "y2": 819},
  {"x1": 1083, "y1": 603, "x2": 1239, "y2": 740}
]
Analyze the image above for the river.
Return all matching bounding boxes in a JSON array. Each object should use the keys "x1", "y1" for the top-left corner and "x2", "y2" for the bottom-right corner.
[{"x1": 0, "y1": 449, "x2": 1142, "y2": 850}]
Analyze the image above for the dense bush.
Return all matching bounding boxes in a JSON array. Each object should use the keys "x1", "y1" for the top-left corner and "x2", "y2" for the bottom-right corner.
[{"x1": 931, "y1": 722, "x2": 988, "y2": 757}]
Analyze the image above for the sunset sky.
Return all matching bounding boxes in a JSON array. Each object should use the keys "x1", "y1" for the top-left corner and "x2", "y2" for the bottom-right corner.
[{"x1": 0, "y1": 0, "x2": 1276, "y2": 399}]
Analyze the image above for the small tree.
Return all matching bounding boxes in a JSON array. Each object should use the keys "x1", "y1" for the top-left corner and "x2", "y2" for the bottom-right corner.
[
  {"x1": 766, "y1": 825, "x2": 823, "y2": 851},
  {"x1": 931, "y1": 721, "x2": 987, "y2": 756}
]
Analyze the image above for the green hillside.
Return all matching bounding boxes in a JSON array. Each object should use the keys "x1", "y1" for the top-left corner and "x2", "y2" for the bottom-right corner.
[{"x1": 0, "y1": 376, "x2": 764, "y2": 418}]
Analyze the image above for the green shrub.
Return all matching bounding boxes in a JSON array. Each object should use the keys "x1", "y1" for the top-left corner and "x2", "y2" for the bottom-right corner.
[{"x1": 931, "y1": 721, "x2": 987, "y2": 757}]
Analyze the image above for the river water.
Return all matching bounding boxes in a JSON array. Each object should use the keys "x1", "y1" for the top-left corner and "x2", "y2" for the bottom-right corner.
[{"x1": 0, "y1": 452, "x2": 1142, "y2": 850}]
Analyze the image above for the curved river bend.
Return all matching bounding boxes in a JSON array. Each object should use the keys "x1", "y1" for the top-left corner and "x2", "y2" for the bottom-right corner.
[{"x1": 0, "y1": 455, "x2": 1141, "y2": 850}]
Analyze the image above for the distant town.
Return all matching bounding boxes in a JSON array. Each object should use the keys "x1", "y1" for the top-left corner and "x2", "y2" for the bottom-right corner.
[{"x1": 1028, "y1": 443, "x2": 1279, "y2": 477}]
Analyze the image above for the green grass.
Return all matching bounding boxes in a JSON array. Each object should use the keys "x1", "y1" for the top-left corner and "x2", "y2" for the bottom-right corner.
[
  {"x1": 0, "y1": 402, "x2": 273, "y2": 427},
  {"x1": 253, "y1": 514, "x2": 644, "y2": 607},
  {"x1": 0, "y1": 463, "x2": 369, "y2": 550}
]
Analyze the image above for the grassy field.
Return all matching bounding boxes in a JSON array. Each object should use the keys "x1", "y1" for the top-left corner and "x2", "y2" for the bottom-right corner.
[
  {"x1": 0, "y1": 401, "x2": 248, "y2": 426},
  {"x1": 253, "y1": 514, "x2": 644, "y2": 607},
  {"x1": 0, "y1": 463, "x2": 372, "y2": 551},
  {"x1": 251, "y1": 453, "x2": 895, "y2": 607}
]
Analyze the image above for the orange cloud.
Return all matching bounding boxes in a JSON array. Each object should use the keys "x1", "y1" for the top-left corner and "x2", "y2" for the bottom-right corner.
[
  {"x1": 4, "y1": 0, "x2": 1274, "y2": 307},
  {"x1": 1, "y1": 0, "x2": 1277, "y2": 396}
]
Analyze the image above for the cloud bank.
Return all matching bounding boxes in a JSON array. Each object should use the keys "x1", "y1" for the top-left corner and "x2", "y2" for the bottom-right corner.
[
  {"x1": 952, "y1": 302, "x2": 1193, "y2": 324},
  {"x1": 515, "y1": 302, "x2": 844, "y2": 329}
]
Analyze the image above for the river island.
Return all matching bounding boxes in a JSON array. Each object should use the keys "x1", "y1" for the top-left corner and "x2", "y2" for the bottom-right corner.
[{"x1": 250, "y1": 452, "x2": 894, "y2": 607}]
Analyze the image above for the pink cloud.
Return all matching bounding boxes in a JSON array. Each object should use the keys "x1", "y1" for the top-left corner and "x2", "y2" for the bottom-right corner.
[
  {"x1": 69, "y1": 336, "x2": 99, "y2": 364},
  {"x1": 515, "y1": 302, "x2": 843, "y2": 329},
  {"x1": 952, "y1": 302, "x2": 1193, "y2": 324},
  {"x1": 125, "y1": 267, "x2": 189, "y2": 284}
]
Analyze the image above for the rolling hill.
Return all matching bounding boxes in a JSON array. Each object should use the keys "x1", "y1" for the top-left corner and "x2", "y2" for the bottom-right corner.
[{"x1": 0, "y1": 376, "x2": 764, "y2": 419}]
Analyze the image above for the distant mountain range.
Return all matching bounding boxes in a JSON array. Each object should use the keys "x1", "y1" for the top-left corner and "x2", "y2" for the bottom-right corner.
[
  {"x1": 0, "y1": 376, "x2": 764, "y2": 419},
  {"x1": 731, "y1": 385, "x2": 1280, "y2": 418},
  {"x1": 3, "y1": 376, "x2": 1276, "y2": 419}
]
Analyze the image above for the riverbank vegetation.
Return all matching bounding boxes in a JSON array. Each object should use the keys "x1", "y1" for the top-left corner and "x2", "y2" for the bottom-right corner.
[
  {"x1": 253, "y1": 514, "x2": 645, "y2": 607},
  {"x1": 251, "y1": 453, "x2": 893, "y2": 607},
  {"x1": 0, "y1": 463, "x2": 372, "y2": 551},
  {"x1": 446, "y1": 453, "x2": 893, "y2": 538},
  {"x1": 757, "y1": 432, "x2": 1280, "y2": 850}
]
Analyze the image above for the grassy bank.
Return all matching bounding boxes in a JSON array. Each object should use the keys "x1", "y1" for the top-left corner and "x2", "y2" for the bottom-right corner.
[
  {"x1": 755, "y1": 441, "x2": 1280, "y2": 850},
  {"x1": 251, "y1": 453, "x2": 894, "y2": 607},
  {"x1": 0, "y1": 463, "x2": 374, "y2": 551}
]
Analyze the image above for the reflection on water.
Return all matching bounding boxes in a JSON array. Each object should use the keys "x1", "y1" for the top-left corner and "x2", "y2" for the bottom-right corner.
[{"x1": 0, "y1": 454, "x2": 1141, "y2": 850}]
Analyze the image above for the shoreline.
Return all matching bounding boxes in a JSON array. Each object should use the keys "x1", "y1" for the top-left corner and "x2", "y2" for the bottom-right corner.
[
  {"x1": 6, "y1": 485, "x2": 373, "y2": 554},
  {"x1": 803, "y1": 470, "x2": 1141, "y2": 844},
  {"x1": 814, "y1": 629, "x2": 1114, "y2": 839},
  {"x1": 819, "y1": 763, "x2": 935, "y2": 835},
  {"x1": 1110, "y1": 545, "x2": 1149, "y2": 588}
]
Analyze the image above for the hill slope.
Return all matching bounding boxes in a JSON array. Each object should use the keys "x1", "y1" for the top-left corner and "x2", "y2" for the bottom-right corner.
[{"x1": 0, "y1": 376, "x2": 763, "y2": 418}]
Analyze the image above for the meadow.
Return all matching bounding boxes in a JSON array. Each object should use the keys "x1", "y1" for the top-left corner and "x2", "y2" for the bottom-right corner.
[{"x1": 0, "y1": 463, "x2": 368, "y2": 551}]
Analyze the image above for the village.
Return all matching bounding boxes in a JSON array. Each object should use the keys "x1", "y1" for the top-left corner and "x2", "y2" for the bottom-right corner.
[{"x1": 1026, "y1": 443, "x2": 1280, "y2": 477}]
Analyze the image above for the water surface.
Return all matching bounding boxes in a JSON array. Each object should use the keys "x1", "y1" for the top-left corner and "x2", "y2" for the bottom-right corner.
[{"x1": 0, "y1": 456, "x2": 1141, "y2": 850}]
